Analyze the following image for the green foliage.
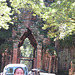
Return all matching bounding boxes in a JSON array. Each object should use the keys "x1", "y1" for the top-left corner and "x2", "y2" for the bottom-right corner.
[
  {"x1": 0, "y1": 43, "x2": 12, "y2": 52},
  {"x1": 0, "y1": 27, "x2": 12, "y2": 52},
  {"x1": 44, "y1": 45, "x2": 56, "y2": 55},
  {"x1": 0, "y1": 0, "x2": 75, "y2": 49},
  {"x1": 0, "y1": 0, "x2": 75, "y2": 40},
  {"x1": 41, "y1": 0, "x2": 75, "y2": 40},
  {"x1": 0, "y1": 0, "x2": 13, "y2": 29},
  {"x1": 59, "y1": 35, "x2": 74, "y2": 47},
  {"x1": 14, "y1": 0, "x2": 74, "y2": 40},
  {"x1": 43, "y1": 38, "x2": 56, "y2": 55},
  {"x1": 20, "y1": 38, "x2": 34, "y2": 57}
]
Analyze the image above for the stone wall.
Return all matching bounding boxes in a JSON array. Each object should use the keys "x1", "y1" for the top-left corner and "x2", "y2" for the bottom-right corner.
[
  {"x1": 55, "y1": 39, "x2": 75, "y2": 74},
  {"x1": 58, "y1": 49, "x2": 71, "y2": 70},
  {"x1": 42, "y1": 50, "x2": 58, "y2": 73},
  {"x1": 12, "y1": 8, "x2": 44, "y2": 69}
]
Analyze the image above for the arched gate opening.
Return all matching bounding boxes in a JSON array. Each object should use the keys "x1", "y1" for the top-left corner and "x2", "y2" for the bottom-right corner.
[{"x1": 17, "y1": 28, "x2": 37, "y2": 71}]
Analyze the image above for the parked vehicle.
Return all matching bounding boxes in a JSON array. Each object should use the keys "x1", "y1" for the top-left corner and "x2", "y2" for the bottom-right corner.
[
  {"x1": 40, "y1": 73, "x2": 55, "y2": 75},
  {"x1": 28, "y1": 69, "x2": 55, "y2": 75},
  {"x1": 3, "y1": 64, "x2": 28, "y2": 75}
]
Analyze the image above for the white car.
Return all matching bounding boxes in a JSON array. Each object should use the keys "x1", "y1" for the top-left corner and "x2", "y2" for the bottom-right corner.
[
  {"x1": 3, "y1": 64, "x2": 28, "y2": 75},
  {"x1": 28, "y1": 69, "x2": 56, "y2": 75},
  {"x1": 40, "y1": 72, "x2": 56, "y2": 75}
]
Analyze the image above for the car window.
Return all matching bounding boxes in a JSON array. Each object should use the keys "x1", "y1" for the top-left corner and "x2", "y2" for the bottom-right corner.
[{"x1": 7, "y1": 68, "x2": 13, "y2": 73}]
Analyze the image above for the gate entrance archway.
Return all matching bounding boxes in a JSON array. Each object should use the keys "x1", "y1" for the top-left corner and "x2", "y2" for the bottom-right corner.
[
  {"x1": 18, "y1": 28, "x2": 37, "y2": 69},
  {"x1": 19, "y1": 38, "x2": 35, "y2": 71}
]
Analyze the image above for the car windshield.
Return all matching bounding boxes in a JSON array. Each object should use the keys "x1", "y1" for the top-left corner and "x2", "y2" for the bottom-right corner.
[{"x1": 5, "y1": 67, "x2": 25, "y2": 75}]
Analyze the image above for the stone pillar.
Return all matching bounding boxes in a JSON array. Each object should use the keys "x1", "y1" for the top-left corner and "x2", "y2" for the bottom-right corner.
[
  {"x1": 69, "y1": 61, "x2": 74, "y2": 75},
  {"x1": 12, "y1": 48, "x2": 17, "y2": 63},
  {"x1": 55, "y1": 58, "x2": 58, "y2": 73},
  {"x1": 12, "y1": 40, "x2": 19, "y2": 63},
  {"x1": 53, "y1": 56, "x2": 56, "y2": 73},
  {"x1": 37, "y1": 45, "x2": 42, "y2": 69},
  {"x1": 48, "y1": 56, "x2": 52, "y2": 73}
]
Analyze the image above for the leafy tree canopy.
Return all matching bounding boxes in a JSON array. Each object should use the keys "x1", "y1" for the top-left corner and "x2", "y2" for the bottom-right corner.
[
  {"x1": 0, "y1": 0, "x2": 75, "y2": 40},
  {"x1": 0, "y1": 0, "x2": 12, "y2": 29}
]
